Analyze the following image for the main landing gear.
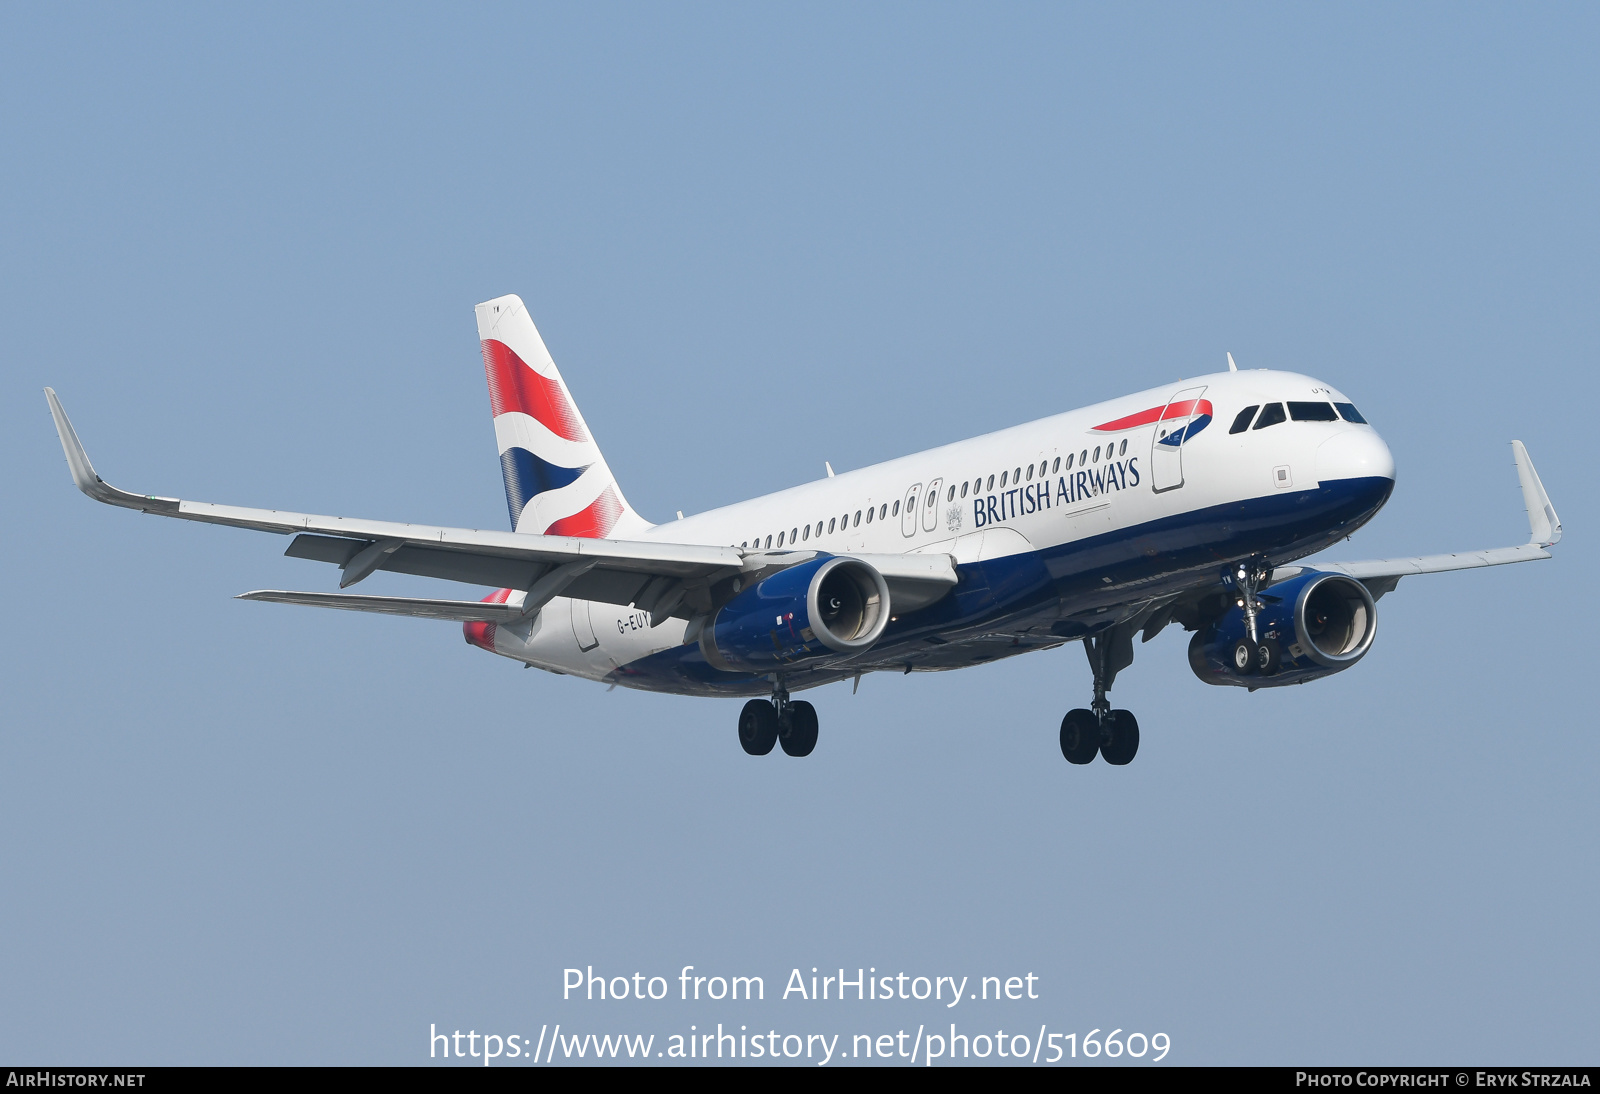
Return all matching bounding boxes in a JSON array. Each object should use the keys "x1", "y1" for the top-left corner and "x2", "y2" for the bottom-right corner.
[
  {"x1": 738, "y1": 678, "x2": 818, "y2": 758},
  {"x1": 1060, "y1": 625, "x2": 1141, "y2": 766}
]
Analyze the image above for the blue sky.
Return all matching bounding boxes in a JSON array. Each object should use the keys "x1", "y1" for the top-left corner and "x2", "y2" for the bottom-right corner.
[{"x1": 2, "y1": 3, "x2": 1595, "y2": 1064}]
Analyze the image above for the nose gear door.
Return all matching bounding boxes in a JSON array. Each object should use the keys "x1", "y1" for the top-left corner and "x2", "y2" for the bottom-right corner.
[{"x1": 1149, "y1": 385, "x2": 1208, "y2": 493}]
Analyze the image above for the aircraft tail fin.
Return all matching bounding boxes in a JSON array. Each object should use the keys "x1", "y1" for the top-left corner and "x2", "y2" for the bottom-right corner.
[{"x1": 474, "y1": 295, "x2": 651, "y2": 538}]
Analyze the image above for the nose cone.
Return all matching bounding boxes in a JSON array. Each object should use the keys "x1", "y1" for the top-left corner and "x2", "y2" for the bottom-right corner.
[{"x1": 1317, "y1": 429, "x2": 1395, "y2": 484}]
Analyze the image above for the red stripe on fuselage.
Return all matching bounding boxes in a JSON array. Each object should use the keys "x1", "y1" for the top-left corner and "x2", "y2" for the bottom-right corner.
[
  {"x1": 481, "y1": 339, "x2": 590, "y2": 442},
  {"x1": 1093, "y1": 398, "x2": 1213, "y2": 432},
  {"x1": 542, "y1": 486, "x2": 623, "y2": 539}
]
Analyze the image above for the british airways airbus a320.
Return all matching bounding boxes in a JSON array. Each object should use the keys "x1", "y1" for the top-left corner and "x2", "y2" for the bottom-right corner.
[{"x1": 45, "y1": 294, "x2": 1562, "y2": 765}]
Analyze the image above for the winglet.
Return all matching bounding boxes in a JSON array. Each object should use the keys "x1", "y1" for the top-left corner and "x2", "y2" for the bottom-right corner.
[
  {"x1": 43, "y1": 388, "x2": 179, "y2": 513},
  {"x1": 1511, "y1": 440, "x2": 1561, "y2": 547},
  {"x1": 1226, "y1": 352, "x2": 1238, "y2": 372}
]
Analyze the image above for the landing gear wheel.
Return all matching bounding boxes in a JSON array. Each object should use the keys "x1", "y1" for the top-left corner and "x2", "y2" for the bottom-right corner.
[
  {"x1": 1100, "y1": 710, "x2": 1140, "y2": 765},
  {"x1": 778, "y1": 701, "x2": 818, "y2": 757},
  {"x1": 1230, "y1": 639, "x2": 1256, "y2": 675},
  {"x1": 738, "y1": 699, "x2": 778, "y2": 756},
  {"x1": 1255, "y1": 637, "x2": 1282, "y2": 676},
  {"x1": 1059, "y1": 709, "x2": 1100, "y2": 764}
]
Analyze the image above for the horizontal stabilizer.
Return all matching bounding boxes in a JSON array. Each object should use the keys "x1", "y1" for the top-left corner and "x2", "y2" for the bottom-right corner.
[{"x1": 237, "y1": 590, "x2": 526, "y2": 622}]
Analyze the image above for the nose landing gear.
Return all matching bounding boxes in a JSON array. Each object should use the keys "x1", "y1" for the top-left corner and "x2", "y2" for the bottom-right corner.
[
  {"x1": 1224, "y1": 558, "x2": 1281, "y2": 677},
  {"x1": 1059, "y1": 624, "x2": 1142, "y2": 765},
  {"x1": 738, "y1": 677, "x2": 818, "y2": 757}
]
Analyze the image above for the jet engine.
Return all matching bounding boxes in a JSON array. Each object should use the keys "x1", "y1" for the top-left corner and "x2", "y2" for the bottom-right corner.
[
  {"x1": 698, "y1": 555, "x2": 891, "y2": 673},
  {"x1": 1188, "y1": 570, "x2": 1378, "y2": 688}
]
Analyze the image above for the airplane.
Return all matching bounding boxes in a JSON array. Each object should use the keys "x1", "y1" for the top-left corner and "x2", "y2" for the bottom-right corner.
[{"x1": 44, "y1": 294, "x2": 1562, "y2": 765}]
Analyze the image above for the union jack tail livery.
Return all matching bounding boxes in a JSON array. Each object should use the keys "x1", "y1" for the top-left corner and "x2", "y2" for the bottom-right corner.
[{"x1": 475, "y1": 294, "x2": 650, "y2": 539}]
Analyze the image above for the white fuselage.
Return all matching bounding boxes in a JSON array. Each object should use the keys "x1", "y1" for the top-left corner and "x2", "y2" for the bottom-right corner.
[{"x1": 484, "y1": 369, "x2": 1394, "y2": 690}]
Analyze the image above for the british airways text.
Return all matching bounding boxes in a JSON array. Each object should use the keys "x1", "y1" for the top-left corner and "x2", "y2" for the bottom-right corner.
[{"x1": 972, "y1": 459, "x2": 1140, "y2": 529}]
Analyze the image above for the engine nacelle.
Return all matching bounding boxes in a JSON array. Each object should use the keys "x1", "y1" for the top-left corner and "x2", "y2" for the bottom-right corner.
[
  {"x1": 699, "y1": 555, "x2": 890, "y2": 673},
  {"x1": 1188, "y1": 571, "x2": 1378, "y2": 688}
]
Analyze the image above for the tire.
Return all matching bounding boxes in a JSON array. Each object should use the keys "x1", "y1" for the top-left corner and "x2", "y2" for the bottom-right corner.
[
  {"x1": 1255, "y1": 637, "x2": 1282, "y2": 675},
  {"x1": 1059, "y1": 709, "x2": 1100, "y2": 764},
  {"x1": 738, "y1": 699, "x2": 778, "y2": 756},
  {"x1": 1100, "y1": 710, "x2": 1140, "y2": 765},
  {"x1": 778, "y1": 701, "x2": 819, "y2": 757},
  {"x1": 1230, "y1": 639, "x2": 1256, "y2": 675}
]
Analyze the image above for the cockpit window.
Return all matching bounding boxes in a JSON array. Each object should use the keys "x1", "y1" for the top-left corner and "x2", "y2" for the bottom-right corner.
[
  {"x1": 1288, "y1": 401, "x2": 1339, "y2": 422},
  {"x1": 1229, "y1": 405, "x2": 1259, "y2": 434},
  {"x1": 1253, "y1": 402, "x2": 1286, "y2": 429},
  {"x1": 1335, "y1": 402, "x2": 1367, "y2": 424}
]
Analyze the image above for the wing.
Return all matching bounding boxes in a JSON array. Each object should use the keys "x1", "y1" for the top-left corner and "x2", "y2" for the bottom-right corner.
[
  {"x1": 1141, "y1": 439, "x2": 1560, "y2": 643},
  {"x1": 46, "y1": 386, "x2": 743, "y2": 619},
  {"x1": 1276, "y1": 440, "x2": 1561, "y2": 598},
  {"x1": 45, "y1": 388, "x2": 957, "y2": 622}
]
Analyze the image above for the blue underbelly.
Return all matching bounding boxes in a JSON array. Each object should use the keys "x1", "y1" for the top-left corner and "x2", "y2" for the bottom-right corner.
[{"x1": 605, "y1": 475, "x2": 1393, "y2": 697}]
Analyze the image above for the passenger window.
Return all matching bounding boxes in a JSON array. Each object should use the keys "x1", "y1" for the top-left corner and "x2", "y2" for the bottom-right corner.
[
  {"x1": 828, "y1": 518, "x2": 836, "y2": 533},
  {"x1": 1118, "y1": 439, "x2": 1127, "y2": 456},
  {"x1": 879, "y1": 503, "x2": 888, "y2": 520},
  {"x1": 1092, "y1": 446, "x2": 1101, "y2": 462},
  {"x1": 1000, "y1": 471, "x2": 1008, "y2": 488},
  {"x1": 816, "y1": 521, "x2": 823, "y2": 536},
  {"x1": 986, "y1": 475, "x2": 994, "y2": 491},
  {"x1": 1253, "y1": 403, "x2": 1286, "y2": 429},
  {"x1": 1052, "y1": 457, "x2": 1061, "y2": 473},
  {"x1": 791, "y1": 526, "x2": 798, "y2": 541},
  {"x1": 927, "y1": 491, "x2": 936, "y2": 508},
  {"x1": 1288, "y1": 401, "x2": 1339, "y2": 422},
  {"x1": 1335, "y1": 402, "x2": 1367, "y2": 424},
  {"x1": 853, "y1": 511, "x2": 862, "y2": 527},
  {"x1": 1025, "y1": 464, "x2": 1033, "y2": 481},
  {"x1": 777, "y1": 531, "x2": 785, "y2": 546},
  {"x1": 1079, "y1": 449, "x2": 1087, "y2": 464},
  {"x1": 891, "y1": 501, "x2": 899, "y2": 517},
  {"x1": 1066, "y1": 454, "x2": 1074, "y2": 470},
  {"x1": 1230, "y1": 405, "x2": 1260, "y2": 434},
  {"x1": 765, "y1": 535, "x2": 773, "y2": 548},
  {"x1": 947, "y1": 485, "x2": 955, "y2": 501},
  {"x1": 1013, "y1": 466, "x2": 1021, "y2": 481},
  {"x1": 866, "y1": 507, "x2": 874, "y2": 523},
  {"x1": 740, "y1": 540, "x2": 747, "y2": 548},
  {"x1": 960, "y1": 481, "x2": 968, "y2": 498}
]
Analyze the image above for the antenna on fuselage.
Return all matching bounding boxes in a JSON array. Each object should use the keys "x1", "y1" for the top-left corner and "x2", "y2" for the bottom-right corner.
[{"x1": 1227, "y1": 352, "x2": 1238, "y2": 372}]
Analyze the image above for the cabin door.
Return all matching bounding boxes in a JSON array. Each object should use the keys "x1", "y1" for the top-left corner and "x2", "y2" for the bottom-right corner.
[
  {"x1": 570, "y1": 599, "x2": 600, "y2": 652},
  {"x1": 1149, "y1": 385, "x2": 1208, "y2": 493}
]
